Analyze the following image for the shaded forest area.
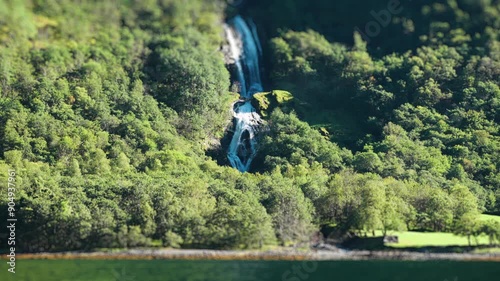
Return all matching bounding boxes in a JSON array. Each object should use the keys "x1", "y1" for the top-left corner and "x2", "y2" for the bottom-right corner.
[{"x1": 0, "y1": 0, "x2": 499, "y2": 252}]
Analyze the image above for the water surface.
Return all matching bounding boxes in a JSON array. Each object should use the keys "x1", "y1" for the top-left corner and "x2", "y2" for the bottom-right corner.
[{"x1": 4, "y1": 259, "x2": 500, "y2": 281}]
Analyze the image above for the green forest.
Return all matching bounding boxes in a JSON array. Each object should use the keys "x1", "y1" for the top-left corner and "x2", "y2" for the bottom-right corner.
[{"x1": 0, "y1": 0, "x2": 499, "y2": 252}]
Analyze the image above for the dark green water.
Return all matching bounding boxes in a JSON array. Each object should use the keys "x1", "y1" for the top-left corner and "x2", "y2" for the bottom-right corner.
[{"x1": 2, "y1": 259, "x2": 500, "y2": 281}]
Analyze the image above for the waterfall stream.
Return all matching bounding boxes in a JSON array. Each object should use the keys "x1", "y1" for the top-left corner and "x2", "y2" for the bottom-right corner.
[{"x1": 225, "y1": 16, "x2": 263, "y2": 172}]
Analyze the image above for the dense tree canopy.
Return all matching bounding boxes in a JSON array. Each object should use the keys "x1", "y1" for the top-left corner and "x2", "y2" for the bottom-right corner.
[{"x1": 248, "y1": 0, "x2": 500, "y2": 243}]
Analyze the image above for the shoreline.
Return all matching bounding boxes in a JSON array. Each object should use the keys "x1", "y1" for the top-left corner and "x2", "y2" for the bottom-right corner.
[{"x1": 7, "y1": 249, "x2": 500, "y2": 262}]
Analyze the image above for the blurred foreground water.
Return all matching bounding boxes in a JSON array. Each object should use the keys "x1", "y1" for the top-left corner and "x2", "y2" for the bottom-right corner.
[{"x1": 3, "y1": 259, "x2": 500, "y2": 281}]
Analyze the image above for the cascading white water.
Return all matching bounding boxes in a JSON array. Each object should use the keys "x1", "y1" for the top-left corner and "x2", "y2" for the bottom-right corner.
[{"x1": 225, "y1": 16, "x2": 264, "y2": 172}]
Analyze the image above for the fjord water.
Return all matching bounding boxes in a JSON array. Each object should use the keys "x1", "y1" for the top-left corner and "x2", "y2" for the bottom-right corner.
[
  {"x1": 225, "y1": 16, "x2": 263, "y2": 172},
  {"x1": 6, "y1": 259, "x2": 500, "y2": 281}
]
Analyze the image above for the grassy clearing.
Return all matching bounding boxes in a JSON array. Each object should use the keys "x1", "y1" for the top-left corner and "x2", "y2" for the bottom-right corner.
[
  {"x1": 367, "y1": 214, "x2": 500, "y2": 248},
  {"x1": 480, "y1": 214, "x2": 500, "y2": 223},
  {"x1": 378, "y1": 231, "x2": 490, "y2": 248}
]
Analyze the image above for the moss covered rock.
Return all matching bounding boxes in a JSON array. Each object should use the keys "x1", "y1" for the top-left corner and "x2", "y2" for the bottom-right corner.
[{"x1": 252, "y1": 90, "x2": 294, "y2": 117}]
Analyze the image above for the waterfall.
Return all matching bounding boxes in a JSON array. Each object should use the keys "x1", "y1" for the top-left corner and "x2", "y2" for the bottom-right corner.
[
  {"x1": 232, "y1": 16, "x2": 263, "y2": 97},
  {"x1": 225, "y1": 16, "x2": 263, "y2": 172},
  {"x1": 225, "y1": 25, "x2": 247, "y2": 98}
]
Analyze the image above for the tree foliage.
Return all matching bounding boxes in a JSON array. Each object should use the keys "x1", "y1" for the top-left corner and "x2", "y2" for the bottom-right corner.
[{"x1": 1, "y1": 0, "x2": 500, "y2": 252}]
